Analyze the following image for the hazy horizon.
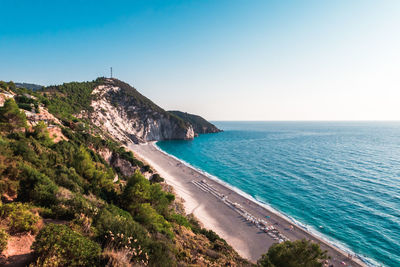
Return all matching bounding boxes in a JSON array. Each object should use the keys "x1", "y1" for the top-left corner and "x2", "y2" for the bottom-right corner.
[{"x1": 1, "y1": 0, "x2": 399, "y2": 121}]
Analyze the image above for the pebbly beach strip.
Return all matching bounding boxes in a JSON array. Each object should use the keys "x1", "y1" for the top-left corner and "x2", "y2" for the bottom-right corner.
[{"x1": 129, "y1": 142, "x2": 367, "y2": 267}]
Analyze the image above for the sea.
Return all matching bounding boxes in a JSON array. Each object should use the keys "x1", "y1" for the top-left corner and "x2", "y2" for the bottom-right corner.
[{"x1": 156, "y1": 121, "x2": 400, "y2": 267}]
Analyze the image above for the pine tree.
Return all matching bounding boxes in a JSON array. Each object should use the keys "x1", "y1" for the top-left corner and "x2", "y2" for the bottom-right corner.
[{"x1": 0, "y1": 98, "x2": 27, "y2": 132}]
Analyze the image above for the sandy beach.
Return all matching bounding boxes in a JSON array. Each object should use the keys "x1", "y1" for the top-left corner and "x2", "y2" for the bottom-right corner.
[{"x1": 129, "y1": 142, "x2": 366, "y2": 267}]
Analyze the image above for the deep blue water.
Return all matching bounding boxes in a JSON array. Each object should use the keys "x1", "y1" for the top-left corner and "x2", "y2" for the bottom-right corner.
[{"x1": 157, "y1": 121, "x2": 400, "y2": 266}]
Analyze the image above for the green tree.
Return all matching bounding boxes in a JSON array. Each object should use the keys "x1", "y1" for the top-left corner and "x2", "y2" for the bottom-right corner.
[
  {"x1": 122, "y1": 171, "x2": 151, "y2": 209},
  {"x1": 135, "y1": 203, "x2": 173, "y2": 238},
  {"x1": 150, "y1": 173, "x2": 164, "y2": 183},
  {"x1": 73, "y1": 146, "x2": 96, "y2": 179},
  {"x1": 0, "y1": 81, "x2": 7, "y2": 90},
  {"x1": 18, "y1": 165, "x2": 58, "y2": 207},
  {"x1": 32, "y1": 121, "x2": 52, "y2": 145},
  {"x1": 258, "y1": 239, "x2": 328, "y2": 267},
  {"x1": 0, "y1": 98, "x2": 27, "y2": 132},
  {"x1": 8, "y1": 81, "x2": 16, "y2": 91}
]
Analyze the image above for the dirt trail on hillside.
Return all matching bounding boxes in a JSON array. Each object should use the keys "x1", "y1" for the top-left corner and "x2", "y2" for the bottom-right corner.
[{"x1": 0, "y1": 234, "x2": 35, "y2": 267}]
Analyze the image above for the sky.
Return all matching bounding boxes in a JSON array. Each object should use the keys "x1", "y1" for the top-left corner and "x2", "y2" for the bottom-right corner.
[{"x1": 1, "y1": 0, "x2": 399, "y2": 121}]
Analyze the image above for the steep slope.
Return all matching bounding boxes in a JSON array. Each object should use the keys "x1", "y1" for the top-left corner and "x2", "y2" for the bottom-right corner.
[
  {"x1": 41, "y1": 78, "x2": 195, "y2": 143},
  {"x1": 86, "y1": 78, "x2": 194, "y2": 143},
  {"x1": 169, "y1": 110, "x2": 221, "y2": 134}
]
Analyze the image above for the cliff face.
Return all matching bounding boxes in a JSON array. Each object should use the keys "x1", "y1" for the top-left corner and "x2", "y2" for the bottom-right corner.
[
  {"x1": 86, "y1": 79, "x2": 194, "y2": 144},
  {"x1": 169, "y1": 110, "x2": 221, "y2": 134}
]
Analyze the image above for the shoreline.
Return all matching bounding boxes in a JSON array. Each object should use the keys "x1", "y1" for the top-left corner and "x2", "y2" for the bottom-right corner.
[
  {"x1": 150, "y1": 142, "x2": 377, "y2": 266},
  {"x1": 129, "y1": 142, "x2": 368, "y2": 266}
]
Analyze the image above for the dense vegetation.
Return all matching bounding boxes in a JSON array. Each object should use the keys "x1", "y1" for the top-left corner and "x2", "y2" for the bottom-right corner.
[
  {"x1": 40, "y1": 79, "x2": 102, "y2": 119},
  {"x1": 257, "y1": 239, "x2": 328, "y2": 267},
  {"x1": 169, "y1": 110, "x2": 221, "y2": 134},
  {"x1": 15, "y1": 82, "x2": 43, "y2": 91},
  {"x1": 0, "y1": 98, "x2": 27, "y2": 132}
]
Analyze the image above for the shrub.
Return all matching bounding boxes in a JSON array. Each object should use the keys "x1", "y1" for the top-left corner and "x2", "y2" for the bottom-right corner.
[
  {"x1": 142, "y1": 165, "x2": 152, "y2": 173},
  {"x1": 18, "y1": 165, "x2": 58, "y2": 207},
  {"x1": 73, "y1": 146, "x2": 96, "y2": 180},
  {"x1": 31, "y1": 224, "x2": 101, "y2": 266},
  {"x1": 0, "y1": 179, "x2": 19, "y2": 198},
  {"x1": 50, "y1": 194, "x2": 98, "y2": 220},
  {"x1": 102, "y1": 246, "x2": 137, "y2": 267},
  {"x1": 32, "y1": 121, "x2": 52, "y2": 145},
  {"x1": 65, "y1": 194, "x2": 95, "y2": 217},
  {"x1": 95, "y1": 205, "x2": 148, "y2": 247},
  {"x1": 95, "y1": 205, "x2": 151, "y2": 265},
  {"x1": 187, "y1": 215, "x2": 226, "y2": 244},
  {"x1": 12, "y1": 139, "x2": 40, "y2": 165},
  {"x1": 0, "y1": 228, "x2": 8, "y2": 253},
  {"x1": 147, "y1": 240, "x2": 176, "y2": 267},
  {"x1": 17, "y1": 102, "x2": 33, "y2": 111},
  {"x1": 135, "y1": 203, "x2": 173, "y2": 238},
  {"x1": 257, "y1": 239, "x2": 328, "y2": 267},
  {"x1": 169, "y1": 213, "x2": 191, "y2": 228},
  {"x1": 53, "y1": 170, "x2": 82, "y2": 193},
  {"x1": 9, "y1": 209, "x2": 38, "y2": 234},
  {"x1": 15, "y1": 95, "x2": 35, "y2": 105},
  {"x1": 150, "y1": 173, "x2": 164, "y2": 184},
  {"x1": 199, "y1": 229, "x2": 222, "y2": 243},
  {"x1": 0, "y1": 203, "x2": 39, "y2": 234}
]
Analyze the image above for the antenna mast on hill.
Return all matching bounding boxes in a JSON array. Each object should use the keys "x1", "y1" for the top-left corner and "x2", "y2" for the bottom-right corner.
[{"x1": 110, "y1": 67, "x2": 113, "y2": 78}]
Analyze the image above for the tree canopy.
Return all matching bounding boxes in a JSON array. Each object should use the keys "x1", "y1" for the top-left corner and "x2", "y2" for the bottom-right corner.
[
  {"x1": 0, "y1": 98, "x2": 27, "y2": 132},
  {"x1": 258, "y1": 239, "x2": 328, "y2": 267}
]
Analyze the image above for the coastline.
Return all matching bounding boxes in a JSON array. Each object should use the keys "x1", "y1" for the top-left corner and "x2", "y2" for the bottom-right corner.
[{"x1": 129, "y1": 142, "x2": 368, "y2": 266}]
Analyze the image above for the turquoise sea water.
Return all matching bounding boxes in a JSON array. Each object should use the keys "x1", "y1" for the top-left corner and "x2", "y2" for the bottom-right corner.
[{"x1": 157, "y1": 121, "x2": 400, "y2": 267}]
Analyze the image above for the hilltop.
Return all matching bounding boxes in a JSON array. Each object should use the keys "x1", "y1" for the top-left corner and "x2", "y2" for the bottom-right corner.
[
  {"x1": 15, "y1": 83, "x2": 43, "y2": 91},
  {"x1": 40, "y1": 78, "x2": 220, "y2": 144}
]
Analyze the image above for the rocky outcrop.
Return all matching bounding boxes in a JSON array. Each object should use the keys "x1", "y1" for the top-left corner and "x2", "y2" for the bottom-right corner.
[
  {"x1": 0, "y1": 90, "x2": 15, "y2": 107},
  {"x1": 86, "y1": 79, "x2": 194, "y2": 144},
  {"x1": 109, "y1": 154, "x2": 138, "y2": 177},
  {"x1": 97, "y1": 147, "x2": 138, "y2": 177}
]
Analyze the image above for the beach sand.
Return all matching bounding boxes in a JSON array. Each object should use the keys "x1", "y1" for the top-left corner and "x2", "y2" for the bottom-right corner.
[{"x1": 129, "y1": 142, "x2": 366, "y2": 266}]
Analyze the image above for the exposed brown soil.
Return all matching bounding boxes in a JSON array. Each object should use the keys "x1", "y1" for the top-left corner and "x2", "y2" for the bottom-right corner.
[
  {"x1": 0, "y1": 234, "x2": 35, "y2": 267},
  {"x1": 48, "y1": 126, "x2": 68, "y2": 143},
  {"x1": 0, "y1": 219, "x2": 67, "y2": 267}
]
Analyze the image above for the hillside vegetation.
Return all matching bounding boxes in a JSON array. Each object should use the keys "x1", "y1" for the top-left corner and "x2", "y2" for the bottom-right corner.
[
  {"x1": 168, "y1": 111, "x2": 221, "y2": 134},
  {"x1": 0, "y1": 80, "x2": 251, "y2": 266},
  {"x1": 15, "y1": 83, "x2": 43, "y2": 91}
]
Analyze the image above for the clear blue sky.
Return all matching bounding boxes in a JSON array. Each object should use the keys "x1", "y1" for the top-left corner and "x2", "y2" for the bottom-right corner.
[{"x1": 1, "y1": 0, "x2": 399, "y2": 120}]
